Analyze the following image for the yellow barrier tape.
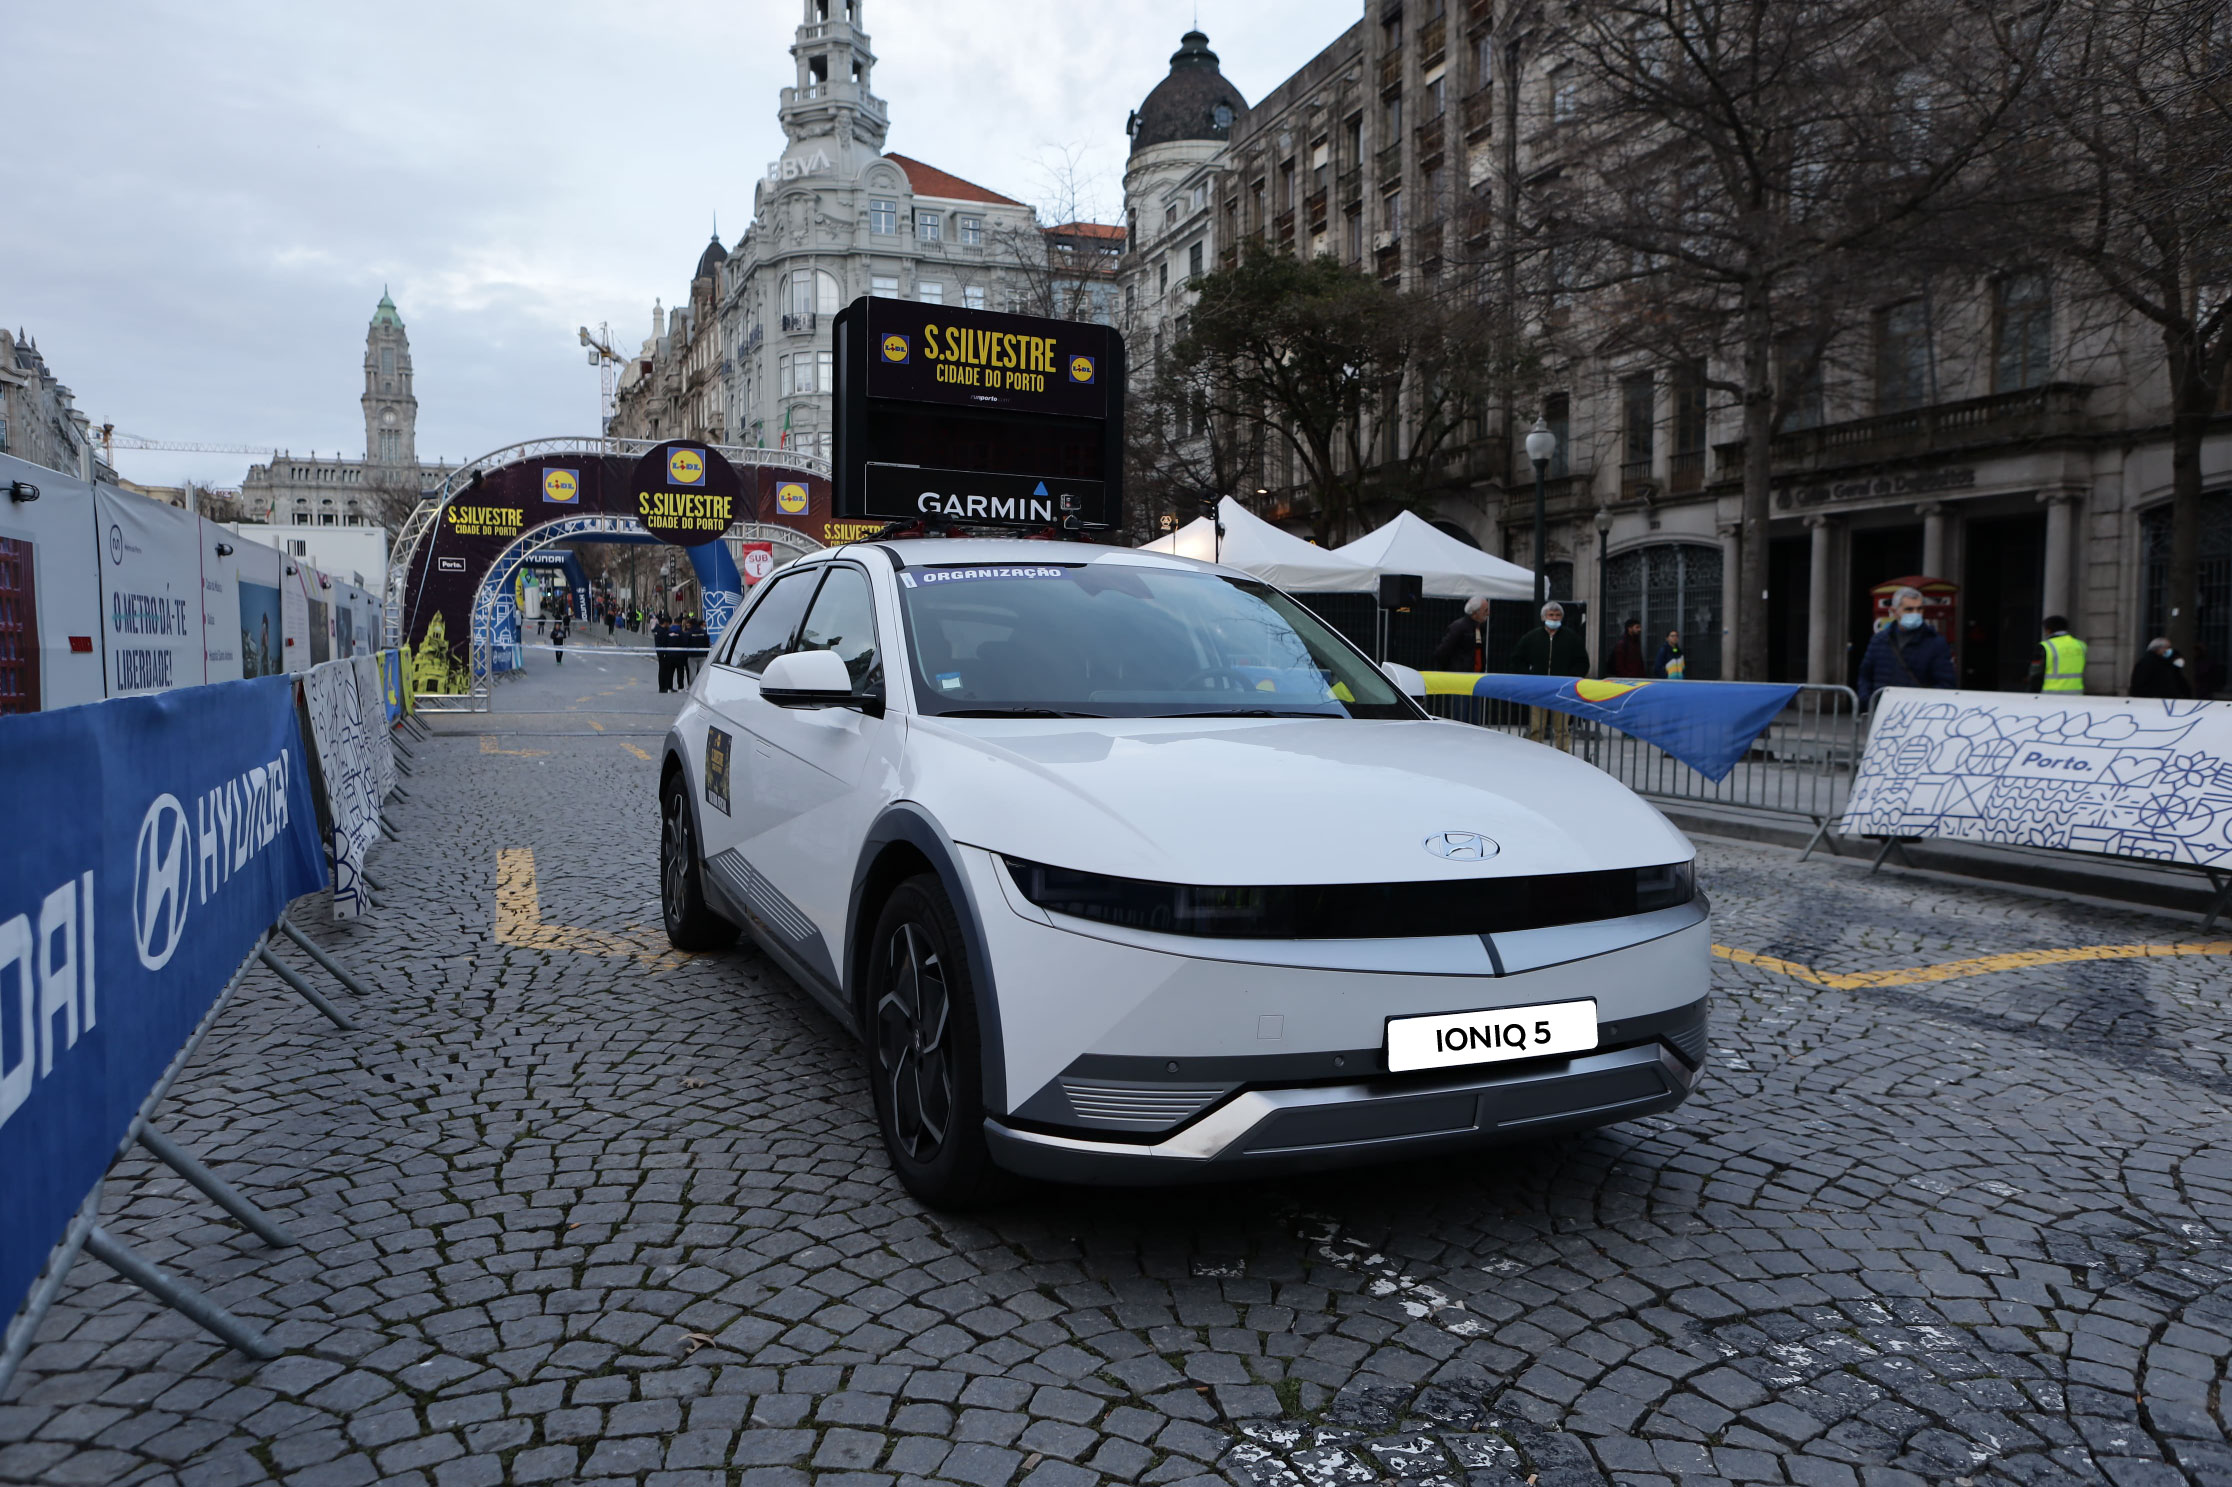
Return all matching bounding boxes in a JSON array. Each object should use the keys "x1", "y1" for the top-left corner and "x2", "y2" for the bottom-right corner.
[{"x1": 1713, "y1": 940, "x2": 2232, "y2": 990}]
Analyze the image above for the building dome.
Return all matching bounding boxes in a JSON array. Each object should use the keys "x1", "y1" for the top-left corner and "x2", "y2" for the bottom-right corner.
[
  {"x1": 695, "y1": 234, "x2": 730, "y2": 281},
  {"x1": 1127, "y1": 31, "x2": 1245, "y2": 155}
]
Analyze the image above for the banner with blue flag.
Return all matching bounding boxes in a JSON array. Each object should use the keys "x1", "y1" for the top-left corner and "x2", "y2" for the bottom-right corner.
[{"x1": 1422, "y1": 673, "x2": 1801, "y2": 782}]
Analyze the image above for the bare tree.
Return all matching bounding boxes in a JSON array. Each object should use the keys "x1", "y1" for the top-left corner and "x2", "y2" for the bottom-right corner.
[
  {"x1": 2003, "y1": 0, "x2": 2232, "y2": 659},
  {"x1": 1540, "y1": 0, "x2": 2049, "y2": 678}
]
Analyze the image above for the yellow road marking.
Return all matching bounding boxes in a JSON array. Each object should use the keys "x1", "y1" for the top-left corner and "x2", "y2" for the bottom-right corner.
[
  {"x1": 1714, "y1": 940, "x2": 2232, "y2": 989},
  {"x1": 574, "y1": 696, "x2": 592, "y2": 703},
  {"x1": 588, "y1": 719, "x2": 605, "y2": 732},
  {"x1": 495, "y1": 848, "x2": 688, "y2": 969},
  {"x1": 480, "y1": 736, "x2": 548, "y2": 757},
  {"x1": 621, "y1": 743, "x2": 651, "y2": 760}
]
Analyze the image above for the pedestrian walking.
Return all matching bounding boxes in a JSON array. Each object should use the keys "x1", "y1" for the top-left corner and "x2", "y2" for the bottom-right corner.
[
  {"x1": 1855, "y1": 585, "x2": 1957, "y2": 706},
  {"x1": 1428, "y1": 597, "x2": 1493, "y2": 672},
  {"x1": 1653, "y1": 630, "x2": 1686, "y2": 679},
  {"x1": 1510, "y1": 600, "x2": 1589, "y2": 751},
  {"x1": 551, "y1": 616, "x2": 570, "y2": 666},
  {"x1": 2026, "y1": 615, "x2": 2087, "y2": 695},
  {"x1": 654, "y1": 619, "x2": 678, "y2": 692},
  {"x1": 1609, "y1": 617, "x2": 1647, "y2": 679},
  {"x1": 2129, "y1": 637, "x2": 2191, "y2": 699}
]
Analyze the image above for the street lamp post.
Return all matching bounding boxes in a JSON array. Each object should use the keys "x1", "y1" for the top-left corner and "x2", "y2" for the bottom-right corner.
[
  {"x1": 1594, "y1": 505, "x2": 1614, "y2": 677},
  {"x1": 1524, "y1": 418, "x2": 1558, "y2": 609}
]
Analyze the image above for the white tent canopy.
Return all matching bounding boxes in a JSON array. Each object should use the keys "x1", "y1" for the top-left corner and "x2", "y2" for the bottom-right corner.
[
  {"x1": 1140, "y1": 496, "x2": 1375, "y2": 592},
  {"x1": 1334, "y1": 511, "x2": 1537, "y2": 600}
]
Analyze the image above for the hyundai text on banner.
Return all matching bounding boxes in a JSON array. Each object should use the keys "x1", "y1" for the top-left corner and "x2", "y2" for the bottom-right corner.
[
  {"x1": 1840, "y1": 690, "x2": 2232, "y2": 865},
  {"x1": 0, "y1": 677, "x2": 326, "y2": 1332},
  {"x1": 299, "y1": 661, "x2": 383, "y2": 920}
]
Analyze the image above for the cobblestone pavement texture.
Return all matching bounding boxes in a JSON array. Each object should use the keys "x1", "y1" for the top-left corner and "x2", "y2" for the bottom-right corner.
[{"x1": 4, "y1": 656, "x2": 2229, "y2": 1487}]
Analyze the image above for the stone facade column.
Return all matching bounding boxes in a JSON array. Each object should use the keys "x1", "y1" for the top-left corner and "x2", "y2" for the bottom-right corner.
[
  {"x1": 1918, "y1": 502, "x2": 1947, "y2": 579},
  {"x1": 2040, "y1": 490, "x2": 2076, "y2": 622},
  {"x1": 1807, "y1": 514, "x2": 1835, "y2": 685}
]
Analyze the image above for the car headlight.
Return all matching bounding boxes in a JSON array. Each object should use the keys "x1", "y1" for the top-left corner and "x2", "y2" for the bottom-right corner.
[{"x1": 1003, "y1": 856, "x2": 1697, "y2": 940}]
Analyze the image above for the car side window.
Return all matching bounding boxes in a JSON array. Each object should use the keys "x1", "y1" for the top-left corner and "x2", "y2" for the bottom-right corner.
[
  {"x1": 796, "y1": 565, "x2": 883, "y2": 698},
  {"x1": 725, "y1": 568, "x2": 819, "y2": 675}
]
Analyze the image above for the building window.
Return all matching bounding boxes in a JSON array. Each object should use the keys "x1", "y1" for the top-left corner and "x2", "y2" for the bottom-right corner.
[
  {"x1": 1673, "y1": 365, "x2": 1707, "y2": 490},
  {"x1": 1165, "y1": 203, "x2": 1179, "y2": 227},
  {"x1": 1474, "y1": 33, "x2": 1494, "y2": 91},
  {"x1": 1605, "y1": 544, "x2": 1725, "y2": 680},
  {"x1": 781, "y1": 353, "x2": 833, "y2": 395},
  {"x1": 1384, "y1": 91, "x2": 1403, "y2": 140},
  {"x1": 918, "y1": 281, "x2": 943, "y2": 305},
  {"x1": 1995, "y1": 271, "x2": 2052, "y2": 393},
  {"x1": 1384, "y1": 189, "x2": 1403, "y2": 239},
  {"x1": 959, "y1": 215, "x2": 983, "y2": 245},
  {"x1": 916, "y1": 210, "x2": 941, "y2": 241},
  {"x1": 1543, "y1": 392, "x2": 1570, "y2": 479},
  {"x1": 1344, "y1": 113, "x2": 1363, "y2": 169},
  {"x1": 869, "y1": 199, "x2": 897, "y2": 234},
  {"x1": 1551, "y1": 69, "x2": 1579, "y2": 123},
  {"x1": 964, "y1": 285, "x2": 986, "y2": 311},
  {"x1": 1778, "y1": 333, "x2": 1825, "y2": 430},
  {"x1": 1875, "y1": 298, "x2": 1934, "y2": 412},
  {"x1": 1345, "y1": 205, "x2": 1363, "y2": 259},
  {"x1": 1383, "y1": 7, "x2": 1402, "y2": 48},
  {"x1": 872, "y1": 275, "x2": 900, "y2": 298},
  {"x1": 1188, "y1": 242, "x2": 1204, "y2": 278},
  {"x1": 379, "y1": 346, "x2": 393, "y2": 376},
  {"x1": 1425, "y1": 74, "x2": 1446, "y2": 118},
  {"x1": 1621, "y1": 372, "x2": 1655, "y2": 485},
  {"x1": 2142, "y1": 495, "x2": 2231, "y2": 687},
  {"x1": 1422, "y1": 164, "x2": 1445, "y2": 219}
]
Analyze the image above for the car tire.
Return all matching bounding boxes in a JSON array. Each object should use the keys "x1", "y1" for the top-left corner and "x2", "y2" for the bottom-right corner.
[
  {"x1": 660, "y1": 773, "x2": 737, "y2": 952},
  {"x1": 865, "y1": 875, "x2": 1003, "y2": 1209}
]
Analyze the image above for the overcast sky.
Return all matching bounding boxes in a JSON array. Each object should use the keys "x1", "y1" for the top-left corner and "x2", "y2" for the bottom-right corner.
[{"x1": 3, "y1": 1, "x2": 1359, "y2": 491}]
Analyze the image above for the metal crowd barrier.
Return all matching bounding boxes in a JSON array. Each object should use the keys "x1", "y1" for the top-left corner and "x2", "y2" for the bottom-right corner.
[{"x1": 1426, "y1": 683, "x2": 1865, "y2": 852}]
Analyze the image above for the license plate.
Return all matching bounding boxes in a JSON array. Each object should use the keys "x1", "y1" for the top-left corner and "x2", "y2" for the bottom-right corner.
[{"x1": 1386, "y1": 998, "x2": 1599, "y2": 1073}]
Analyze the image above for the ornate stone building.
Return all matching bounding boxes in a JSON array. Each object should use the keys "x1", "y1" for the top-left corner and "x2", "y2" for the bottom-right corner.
[
  {"x1": 241, "y1": 293, "x2": 455, "y2": 527},
  {"x1": 1120, "y1": 3, "x2": 2232, "y2": 691},
  {"x1": 611, "y1": 0, "x2": 1121, "y2": 466},
  {"x1": 0, "y1": 328, "x2": 112, "y2": 480}
]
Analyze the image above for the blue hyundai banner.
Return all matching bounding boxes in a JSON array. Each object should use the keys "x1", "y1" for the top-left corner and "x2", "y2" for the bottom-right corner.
[
  {"x1": 0, "y1": 677, "x2": 327, "y2": 1328},
  {"x1": 1425, "y1": 673, "x2": 1801, "y2": 782}
]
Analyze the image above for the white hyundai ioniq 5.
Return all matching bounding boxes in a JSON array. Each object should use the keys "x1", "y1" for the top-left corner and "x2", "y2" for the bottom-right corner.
[{"x1": 660, "y1": 538, "x2": 1708, "y2": 1207}]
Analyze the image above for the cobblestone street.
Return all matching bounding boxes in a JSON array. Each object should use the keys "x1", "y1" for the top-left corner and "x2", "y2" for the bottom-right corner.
[{"x1": 3, "y1": 655, "x2": 2228, "y2": 1487}]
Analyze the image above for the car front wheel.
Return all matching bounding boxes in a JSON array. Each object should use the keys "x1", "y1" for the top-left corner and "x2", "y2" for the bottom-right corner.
[
  {"x1": 867, "y1": 875, "x2": 1001, "y2": 1208},
  {"x1": 659, "y1": 773, "x2": 737, "y2": 952}
]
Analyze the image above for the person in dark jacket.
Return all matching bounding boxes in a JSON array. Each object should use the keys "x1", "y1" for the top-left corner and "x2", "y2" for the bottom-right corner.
[
  {"x1": 1428, "y1": 597, "x2": 1493, "y2": 672},
  {"x1": 550, "y1": 616, "x2": 570, "y2": 666},
  {"x1": 2129, "y1": 637, "x2": 2191, "y2": 699},
  {"x1": 1653, "y1": 630, "x2": 1686, "y2": 679},
  {"x1": 1511, "y1": 601, "x2": 1589, "y2": 750},
  {"x1": 1855, "y1": 585, "x2": 1958, "y2": 706},
  {"x1": 1609, "y1": 617, "x2": 1647, "y2": 678},
  {"x1": 654, "y1": 621, "x2": 679, "y2": 692},
  {"x1": 682, "y1": 618, "x2": 710, "y2": 685}
]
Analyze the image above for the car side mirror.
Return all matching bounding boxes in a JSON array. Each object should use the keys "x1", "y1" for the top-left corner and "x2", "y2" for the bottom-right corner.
[
  {"x1": 1379, "y1": 661, "x2": 1427, "y2": 699},
  {"x1": 760, "y1": 649, "x2": 883, "y2": 716}
]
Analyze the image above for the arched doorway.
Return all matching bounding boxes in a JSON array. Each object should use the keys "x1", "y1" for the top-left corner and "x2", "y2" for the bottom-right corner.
[
  {"x1": 385, "y1": 437, "x2": 832, "y2": 711},
  {"x1": 1605, "y1": 542, "x2": 1724, "y2": 679}
]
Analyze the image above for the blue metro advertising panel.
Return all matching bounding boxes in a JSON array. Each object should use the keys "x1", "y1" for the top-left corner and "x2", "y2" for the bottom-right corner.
[{"x1": 0, "y1": 677, "x2": 326, "y2": 1326}]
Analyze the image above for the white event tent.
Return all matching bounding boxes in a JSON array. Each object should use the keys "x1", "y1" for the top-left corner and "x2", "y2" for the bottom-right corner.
[
  {"x1": 1334, "y1": 511, "x2": 1537, "y2": 600},
  {"x1": 1141, "y1": 496, "x2": 1375, "y2": 592}
]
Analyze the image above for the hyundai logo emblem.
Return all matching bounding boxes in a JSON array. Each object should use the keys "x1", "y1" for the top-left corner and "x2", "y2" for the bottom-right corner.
[
  {"x1": 134, "y1": 793, "x2": 192, "y2": 970},
  {"x1": 1424, "y1": 831, "x2": 1498, "y2": 861}
]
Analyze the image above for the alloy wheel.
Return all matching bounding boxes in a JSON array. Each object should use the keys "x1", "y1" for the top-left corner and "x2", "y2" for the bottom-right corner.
[
  {"x1": 661, "y1": 790, "x2": 692, "y2": 928},
  {"x1": 876, "y1": 922, "x2": 955, "y2": 1162}
]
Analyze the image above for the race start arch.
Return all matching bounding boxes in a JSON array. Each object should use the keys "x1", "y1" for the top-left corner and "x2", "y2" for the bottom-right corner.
[{"x1": 385, "y1": 436, "x2": 863, "y2": 710}]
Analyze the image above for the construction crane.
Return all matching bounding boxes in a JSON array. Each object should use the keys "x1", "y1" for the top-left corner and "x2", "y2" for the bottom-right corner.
[
  {"x1": 579, "y1": 324, "x2": 628, "y2": 431},
  {"x1": 99, "y1": 425, "x2": 279, "y2": 463}
]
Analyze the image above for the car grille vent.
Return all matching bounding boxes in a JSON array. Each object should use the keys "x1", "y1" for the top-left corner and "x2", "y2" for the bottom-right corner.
[
  {"x1": 1665, "y1": 1020, "x2": 1708, "y2": 1068},
  {"x1": 1059, "y1": 1081, "x2": 1227, "y2": 1128}
]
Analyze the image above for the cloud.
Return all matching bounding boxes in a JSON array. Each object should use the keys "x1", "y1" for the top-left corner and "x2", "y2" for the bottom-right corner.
[{"x1": 2, "y1": 0, "x2": 1358, "y2": 489}]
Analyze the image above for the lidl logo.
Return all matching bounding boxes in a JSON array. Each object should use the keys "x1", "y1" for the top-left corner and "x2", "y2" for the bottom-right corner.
[
  {"x1": 667, "y1": 448, "x2": 706, "y2": 486},
  {"x1": 881, "y1": 333, "x2": 910, "y2": 363},
  {"x1": 775, "y1": 481, "x2": 809, "y2": 515},
  {"x1": 542, "y1": 468, "x2": 580, "y2": 504},
  {"x1": 1068, "y1": 355, "x2": 1096, "y2": 384}
]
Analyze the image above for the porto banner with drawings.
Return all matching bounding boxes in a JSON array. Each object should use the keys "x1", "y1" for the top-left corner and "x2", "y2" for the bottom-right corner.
[
  {"x1": 298, "y1": 660, "x2": 389, "y2": 920},
  {"x1": 1840, "y1": 689, "x2": 2232, "y2": 866},
  {"x1": 0, "y1": 677, "x2": 325, "y2": 1338}
]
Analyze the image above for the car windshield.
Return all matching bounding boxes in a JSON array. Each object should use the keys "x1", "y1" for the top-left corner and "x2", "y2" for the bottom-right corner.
[{"x1": 893, "y1": 559, "x2": 1417, "y2": 719}]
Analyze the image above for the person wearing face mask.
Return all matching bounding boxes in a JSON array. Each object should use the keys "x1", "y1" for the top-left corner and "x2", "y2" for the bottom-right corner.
[
  {"x1": 1511, "y1": 600, "x2": 1590, "y2": 749},
  {"x1": 1855, "y1": 585, "x2": 1957, "y2": 706},
  {"x1": 2129, "y1": 637, "x2": 2190, "y2": 699}
]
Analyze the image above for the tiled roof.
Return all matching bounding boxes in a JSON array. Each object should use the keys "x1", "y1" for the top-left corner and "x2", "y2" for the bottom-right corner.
[
  {"x1": 886, "y1": 154, "x2": 1024, "y2": 206},
  {"x1": 1047, "y1": 222, "x2": 1127, "y2": 240}
]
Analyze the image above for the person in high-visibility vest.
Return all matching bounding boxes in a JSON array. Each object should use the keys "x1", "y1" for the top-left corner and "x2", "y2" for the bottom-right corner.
[{"x1": 2027, "y1": 615, "x2": 2088, "y2": 694}]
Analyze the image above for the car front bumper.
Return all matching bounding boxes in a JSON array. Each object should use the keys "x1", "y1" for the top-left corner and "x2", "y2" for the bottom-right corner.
[{"x1": 983, "y1": 1001, "x2": 1703, "y2": 1184}]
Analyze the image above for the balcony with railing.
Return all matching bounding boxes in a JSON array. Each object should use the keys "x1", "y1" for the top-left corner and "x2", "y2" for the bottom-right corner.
[
  {"x1": 780, "y1": 312, "x2": 817, "y2": 334},
  {"x1": 1420, "y1": 16, "x2": 1447, "y2": 65},
  {"x1": 1416, "y1": 116, "x2": 1445, "y2": 163},
  {"x1": 1338, "y1": 167, "x2": 1362, "y2": 205},
  {"x1": 1670, "y1": 449, "x2": 1706, "y2": 494},
  {"x1": 1714, "y1": 381, "x2": 2096, "y2": 477},
  {"x1": 1621, "y1": 458, "x2": 1654, "y2": 495},
  {"x1": 1274, "y1": 209, "x2": 1296, "y2": 247},
  {"x1": 1379, "y1": 51, "x2": 1404, "y2": 89},
  {"x1": 1378, "y1": 141, "x2": 1405, "y2": 183},
  {"x1": 1305, "y1": 189, "x2": 1328, "y2": 232},
  {"x1": 1463, "y1": 89, "x2": 1494, "y2": 138},
  {"x1": 1418, "y1": 223, "x2": 1443, "y2": 265}
]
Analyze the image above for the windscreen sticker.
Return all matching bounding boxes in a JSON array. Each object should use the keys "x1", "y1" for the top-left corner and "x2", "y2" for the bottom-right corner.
[
  {"x1": 705, "y1": 726, "x2": 732, "y2": 816},
  {"x1": 936, "y1": 672, "x2": 963, "y2": 689},
  {"x1": 901, "y1": 565, "x2": 1073, "y2": 588}
]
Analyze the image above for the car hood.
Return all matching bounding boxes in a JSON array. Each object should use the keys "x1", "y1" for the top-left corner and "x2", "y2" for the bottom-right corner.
[{"x1": 903, "y1": 715, "x2": 1691, "y2": 884}]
